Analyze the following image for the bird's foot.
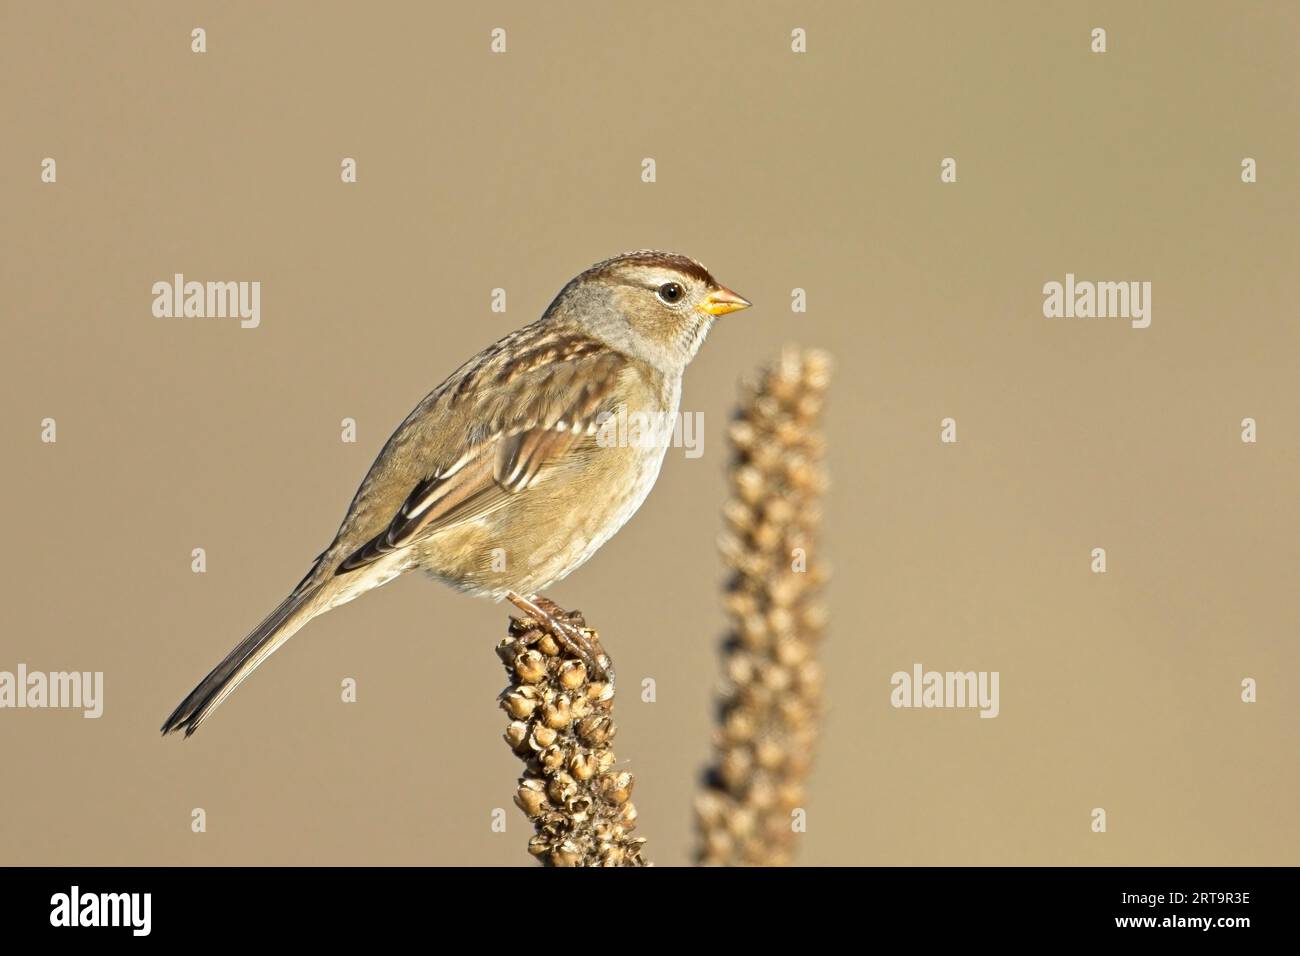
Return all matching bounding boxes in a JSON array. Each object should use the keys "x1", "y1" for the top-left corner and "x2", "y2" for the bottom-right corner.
[{"x1": 506, "y1": 592, "x2": 616, "y2": 695}]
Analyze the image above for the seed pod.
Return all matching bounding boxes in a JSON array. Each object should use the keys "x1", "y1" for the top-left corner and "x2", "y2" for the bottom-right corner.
[
  {"x1": 539, "y1": 744, "x2": 566, "y2": 773},
  {"x1": 549, "y1": 842, "x2": 581, "y2": 867},
  {"x1": 542, "y1": 696, "x2": 573, "y2": 730},
  {"x1": 754, "y1": 738, "x2": 785, "y2": 771},
  {"x1": 515, "y1": 779, "x2": 548, "y2": 817},
  {"x1": 600, "y1": 845, "x2": 625, "y2": 867},
  {"x1": 733, "y1": 465, "x2": 765, "y2": 505},
  {"x1": 576, "y1": 714, "x2": 613, "y2": 746},
  {"x1": 503, "y1": 720, "x2": 529, "y2": 750},
  {"x1": 546, "y1": 771, "x2": 578, "y2": 805},
  {"x1": 513, "y1": 649, "x2": 547, "y2": 684},
  {"x1": 599, "y1": 771, "x2": 634, "y2": 805},
  {"x1": 723, "y1": 708, "x2": 756, "y2": 744},
  {"x1": 558, "y1": 659, "x2": 587, "y2": 689},
  {"x1": 569, "y1": 750, "x2": 598, "y2": 781},
  {"x1": 529, "y1": 724, "x2": 557, "y2": 751},
  {"x1": 500, "y1": 686, "x2": 539, "y2": 719}
]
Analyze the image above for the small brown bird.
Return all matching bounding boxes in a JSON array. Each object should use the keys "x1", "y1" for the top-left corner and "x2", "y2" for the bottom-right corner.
[{"x1": 162, "y1": 250, "x2": 751, "y2": 736}]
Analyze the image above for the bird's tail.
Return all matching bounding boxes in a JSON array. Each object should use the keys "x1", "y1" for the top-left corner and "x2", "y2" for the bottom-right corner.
[{"x1": 160, "y1": 585, "x2": 325, "y2": 737}]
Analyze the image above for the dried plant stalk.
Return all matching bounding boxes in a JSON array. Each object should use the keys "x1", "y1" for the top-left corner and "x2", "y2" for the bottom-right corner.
[
  {"x1": 696, "y1": 346, "x2": 832, "y2": 866},
  {"x1": 498, "y1": 610, "x2": 648, "y2": 866}
]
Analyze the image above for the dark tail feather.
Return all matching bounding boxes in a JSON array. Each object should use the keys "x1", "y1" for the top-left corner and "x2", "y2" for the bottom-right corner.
[{"x1": 161, "y1": 586, "x2": 323, "y2": 737}]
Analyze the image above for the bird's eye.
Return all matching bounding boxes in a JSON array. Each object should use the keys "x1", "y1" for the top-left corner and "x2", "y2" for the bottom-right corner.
[{"x1": 656, "y1": 282, "x2": 685, "y2": 304}]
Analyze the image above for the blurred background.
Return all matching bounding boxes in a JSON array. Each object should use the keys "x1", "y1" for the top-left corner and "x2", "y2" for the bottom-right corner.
[{"x1": 1, "y1": 1, "x2": 1296, "y2": 865}]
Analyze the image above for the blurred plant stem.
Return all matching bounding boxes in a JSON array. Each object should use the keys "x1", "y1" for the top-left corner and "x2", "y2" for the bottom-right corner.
[{"x1": 696, "y1": 346, "x2": 832, "y2": 866}]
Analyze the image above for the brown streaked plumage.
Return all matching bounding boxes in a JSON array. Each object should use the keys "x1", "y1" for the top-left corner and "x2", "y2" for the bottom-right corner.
[{"x1": 161, "y1": 250, "x2": 751, "y2": 736}]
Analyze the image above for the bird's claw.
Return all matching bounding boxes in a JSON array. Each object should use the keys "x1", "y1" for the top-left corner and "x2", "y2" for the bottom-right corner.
[{"x1": 506, "y1": 592, "x2": 616, "y2": 696}]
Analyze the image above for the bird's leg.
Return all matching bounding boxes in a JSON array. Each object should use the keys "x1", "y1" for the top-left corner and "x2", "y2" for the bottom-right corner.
[{"x1": 505, "y1": 592, "x2": 615, "y2": 691}]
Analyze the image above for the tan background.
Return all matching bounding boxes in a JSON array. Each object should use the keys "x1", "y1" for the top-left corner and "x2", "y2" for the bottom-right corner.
[{"x1": 2, "y1": 1, "x2": 1296, "y2": 866}]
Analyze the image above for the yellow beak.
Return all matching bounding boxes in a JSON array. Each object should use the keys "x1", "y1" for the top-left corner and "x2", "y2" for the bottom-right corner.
[{"x1": 698, "y1": 286, "x2": 753, "y2": 317}]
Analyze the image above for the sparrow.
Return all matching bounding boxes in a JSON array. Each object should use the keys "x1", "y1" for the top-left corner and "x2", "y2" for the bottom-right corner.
[{"x1": 161, "y1": 250, "x2": 751, "y2": 736}]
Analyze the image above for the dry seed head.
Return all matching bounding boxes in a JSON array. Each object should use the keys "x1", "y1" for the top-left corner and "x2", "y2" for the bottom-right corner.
[{"x1": 500, "y1": 612, "x2": 647, "y2": 867}]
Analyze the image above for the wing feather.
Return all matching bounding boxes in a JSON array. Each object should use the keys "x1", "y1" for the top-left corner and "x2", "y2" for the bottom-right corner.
[{"x1": 336, "y1": 344, "x2": 625, "y2": 575}]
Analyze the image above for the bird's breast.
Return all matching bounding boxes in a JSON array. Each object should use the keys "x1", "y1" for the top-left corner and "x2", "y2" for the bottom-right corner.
[{"x1": 414, "y1": 372, "x2": 681, "y2": 598}]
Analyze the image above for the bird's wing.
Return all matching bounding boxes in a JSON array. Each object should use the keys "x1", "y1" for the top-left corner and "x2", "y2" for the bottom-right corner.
[{"x1": 335, "y1": 342, "x2": 628, "y2": 575}]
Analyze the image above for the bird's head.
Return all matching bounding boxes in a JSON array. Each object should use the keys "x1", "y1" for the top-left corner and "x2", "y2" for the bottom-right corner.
[{"x1": 551, "y1": 250, "x2": 752, "y2": 374}]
